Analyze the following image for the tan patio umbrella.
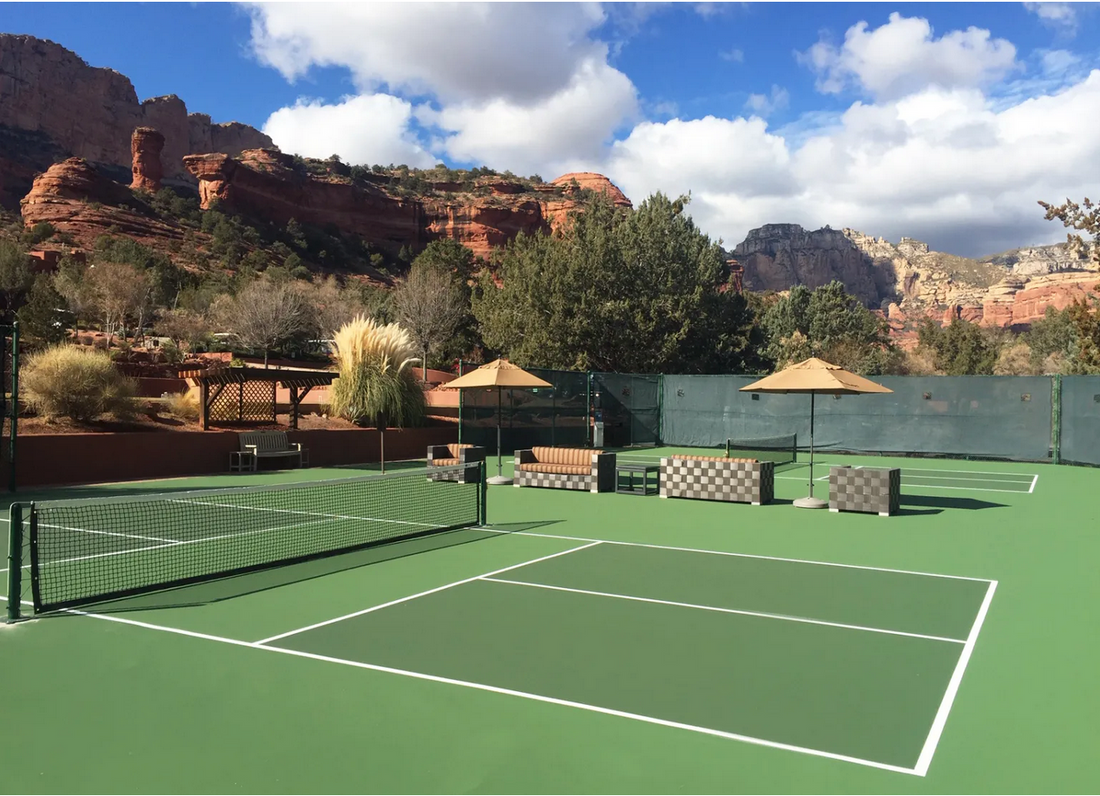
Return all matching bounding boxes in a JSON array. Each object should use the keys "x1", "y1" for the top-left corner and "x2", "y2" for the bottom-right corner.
[
  {"x1": 740, "y1": 358, "x2": 892, "y2": 509},
  {"x1": 443, "y1": 358, "x2": 552, "y2": 485}
]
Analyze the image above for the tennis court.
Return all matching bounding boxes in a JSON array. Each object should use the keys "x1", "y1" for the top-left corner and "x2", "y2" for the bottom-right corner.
[{"x1": 3, "y1": 451, "x2": 1098, "y2": 794}]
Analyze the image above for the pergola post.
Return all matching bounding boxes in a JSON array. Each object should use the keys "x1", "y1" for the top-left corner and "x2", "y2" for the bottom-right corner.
[{"x1": 200, "y1": 379, "x2": 210, "y2": 431}]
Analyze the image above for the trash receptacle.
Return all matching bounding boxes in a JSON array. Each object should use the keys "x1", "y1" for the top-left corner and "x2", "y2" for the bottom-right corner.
[{"x1": 593, "y1": 420, "x2": 604, "y2": 448}]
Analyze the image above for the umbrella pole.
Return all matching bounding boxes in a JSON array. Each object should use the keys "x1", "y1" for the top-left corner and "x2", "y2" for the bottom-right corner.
[
  {"x1": 486, "y1": 385, "x2": 513, "y2": 485},
  {"x1": 794, "y1": 390, "x2": 827, "y2": 509}
]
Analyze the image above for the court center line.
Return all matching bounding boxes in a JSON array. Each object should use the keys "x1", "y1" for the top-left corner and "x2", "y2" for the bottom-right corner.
[
  {"x1": 913, "y1": 579, "x2": 998, "y2": 777},
  {"x1": 50, "y1": 607, "x2": 921, "y2": 777},
  {"x1": 253, "y1": 541, "x2": 602, "y2": 645},
  {"x1": 481, "y1": 577, "x2": 967, "y2": 644},
  {"x1": 475, "y1": 527, "x2": 993, "y2": 583}
]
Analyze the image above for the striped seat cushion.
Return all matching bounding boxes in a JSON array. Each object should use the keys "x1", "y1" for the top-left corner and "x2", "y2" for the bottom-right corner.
[
  {"x1": 531, "y1": 447, "x2": 600, "y2": 466},
  {"x1": 519, "y1": 463, "x2": 590, "y2": 475},
  {"x1": 447, "y1": 443, "x2": 473, "y2": 457},
  {"x1": 431, "y1": 457, "x2": 460, "y2": 466}
]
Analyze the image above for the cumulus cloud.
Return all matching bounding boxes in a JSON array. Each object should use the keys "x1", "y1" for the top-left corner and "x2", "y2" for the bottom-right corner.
[
  {"x1": 720, "y1": 48, "x2": 745, "y2": 63},
  {"x1": 262, "y1": 94, "x2": 436, "y2": 168},
  {"x1": 801, "y1": 12, "x2": 1019, "y2": 100},
  {"x1": 247, "y1": 2, "x2": 609, "y2": 104},
  {"x1": 600, "y1": 71, "x2": 1100, "y2": 256}
]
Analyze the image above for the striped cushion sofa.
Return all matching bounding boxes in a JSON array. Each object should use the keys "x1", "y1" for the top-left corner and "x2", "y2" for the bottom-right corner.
[
  {"x1": 426, "y1": 443, "x2": 485, "y2": 483},
  {"x1": 514, "y1": 446, "x2": 616, "y2": 493},
  {"x1": 659, "y1": 455, "x2": 775, "y2": 505}
]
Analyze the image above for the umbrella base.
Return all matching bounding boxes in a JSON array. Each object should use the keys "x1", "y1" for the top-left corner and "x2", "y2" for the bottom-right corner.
[
  {"x1": 486, "y1": 475, "x2": 514, "y2": 486},
  {"x1": 794, "y1": 496, "x2": 828, "y2": 510}
]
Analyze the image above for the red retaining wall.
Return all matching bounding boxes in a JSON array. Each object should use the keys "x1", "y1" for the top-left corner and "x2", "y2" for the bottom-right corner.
[{"x1": 3, "y1": 426, "x2": 458, "y2": 489}]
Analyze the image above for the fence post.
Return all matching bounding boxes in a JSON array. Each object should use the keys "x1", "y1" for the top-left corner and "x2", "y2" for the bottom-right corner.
[
  {"x1": 6, "y1": 503, "x2": 22, "y2": 622},
  {"x1": 8, "y1": 320, "x2": 17, "y2": 492},
  {"x1": 657, "y1": 373, "x2": 663, "y2": 445},
  {"x1": 585, "y1": 372, "x2": 592, "y2": 447},
  {"x1": 457, "y1": 359, "x2": 464, "y2": 446},
  {"x1": 1052, "y1": 374, "x2": 1062, "y2": 465}
]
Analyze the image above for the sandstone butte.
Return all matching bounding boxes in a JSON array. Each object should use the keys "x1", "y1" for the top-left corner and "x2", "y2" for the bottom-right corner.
[
  {"x1": 0, "y1": 33, "x2": 271, "y2": 204},
  {"x1": 182, "y1": 149, "x2": 632, "y2": 259},
  {"x1": 130, "y1": 127, "x2": 165, "y2": 192}
]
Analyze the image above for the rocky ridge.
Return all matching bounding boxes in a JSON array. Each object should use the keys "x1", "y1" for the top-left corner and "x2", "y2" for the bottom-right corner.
[
  {"x1": 732, "y1": 223, "x2": 1098, "y2": 330},
  {"x1": 0, "y1": 34, "x2": 272, "y2": 206}
]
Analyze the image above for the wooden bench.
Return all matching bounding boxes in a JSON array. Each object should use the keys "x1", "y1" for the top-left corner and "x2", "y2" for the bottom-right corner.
[
  {"x1": 233, "y1": 430, "x2": 306, "y2": 472},
  {"x1": 514, "y1": 446, "x2": 616, "y2": 493}
]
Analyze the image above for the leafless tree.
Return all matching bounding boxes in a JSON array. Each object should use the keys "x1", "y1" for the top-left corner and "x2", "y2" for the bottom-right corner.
[
  {"x1": 311, "y1": 276, "x2": 371, "y2": 338},
  {"x1": 155, "y1": 307, "x2": 212, "y2": 352},
  {"x1": 212, "y1": 278, "x2": 313, "y2": 367},
  {"x1": 390, "y1": 262, "x2": 467, "y2": 380},
  {"x1": 62, "y1": 262, "x2": 154, "y2": 344}
]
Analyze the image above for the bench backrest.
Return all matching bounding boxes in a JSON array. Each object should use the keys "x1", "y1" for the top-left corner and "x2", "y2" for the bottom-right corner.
[
  {"x1": 671, "y1": 455, "x2": 758, "y2": 464},
  {"x1": 531, "y1": 446, "x2": 601, "y2": 466},
  {"x1": 240, "y1": 430, "x2": 291, "y2": 452},
  {"x1": 447, "y1": 443, "x2": 473, "y2": 457}
]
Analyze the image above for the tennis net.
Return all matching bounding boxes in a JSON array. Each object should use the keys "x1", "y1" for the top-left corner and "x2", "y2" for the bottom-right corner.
[
  {"x1": 725, "y1": 434, "x2": 798, "y2": 467},
  {"x1": 25, "y1": 462, "x2": 485, "y2": 613}
]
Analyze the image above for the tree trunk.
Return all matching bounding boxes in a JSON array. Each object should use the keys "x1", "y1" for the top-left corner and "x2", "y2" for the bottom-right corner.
[{"x1": 423, "y1": 346, "x2": 428, "y2": 381}]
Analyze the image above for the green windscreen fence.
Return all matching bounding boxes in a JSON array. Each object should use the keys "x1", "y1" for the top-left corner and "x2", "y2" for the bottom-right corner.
[
  {"x1": 459, "y1": 368, "x2": 589, "y2": 454},
  {"x1": 591, "y1": 372, "x2": 661, "y2": 448},
  {"x1": 663, "y1": 375, "x2": 1054, "y2": 462},
  {"x1": 1060, "y1": 376, "x2": 1100, "y2": 466}
]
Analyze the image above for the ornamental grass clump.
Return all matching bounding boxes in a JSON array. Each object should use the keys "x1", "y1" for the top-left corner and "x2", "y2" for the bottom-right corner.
[
  {"x1": 328, "y1": 315, "x2": 425, "y2": 427},
  {"x1": 23, "y1": 344, "x2": 137, "y2": 423}
]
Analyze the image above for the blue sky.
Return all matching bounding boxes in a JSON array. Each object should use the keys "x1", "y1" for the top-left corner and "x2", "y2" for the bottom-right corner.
[{"x1": 3, "y1": 2, "x2": 1098, "y2": 257}]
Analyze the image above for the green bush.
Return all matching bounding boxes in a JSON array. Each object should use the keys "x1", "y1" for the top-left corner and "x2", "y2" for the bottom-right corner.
[{"x1": 23, "y1": 345, "x2": 137, "y2": 423}]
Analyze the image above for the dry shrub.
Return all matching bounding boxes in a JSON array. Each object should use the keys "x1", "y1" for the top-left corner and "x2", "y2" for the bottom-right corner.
[
  {"x1": 163, "y1": 390, "x2": 200, "y2": 421},
  {"x1": 23, "y1": 345, "x2": 137, "y2": 423}
]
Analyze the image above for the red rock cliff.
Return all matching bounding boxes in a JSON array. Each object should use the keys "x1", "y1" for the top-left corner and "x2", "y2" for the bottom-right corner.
[
  {"x1": 183, "y1": 150, "x2": 632, "y2": 259},
  {"x1": 0, "y1": 34, "x2": 273, "y2": 198}
]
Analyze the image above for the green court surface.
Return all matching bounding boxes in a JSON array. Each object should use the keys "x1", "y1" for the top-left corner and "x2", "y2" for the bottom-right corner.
[{"x1": 2, "y1": 448, "x2": 1098, "y2": 794}]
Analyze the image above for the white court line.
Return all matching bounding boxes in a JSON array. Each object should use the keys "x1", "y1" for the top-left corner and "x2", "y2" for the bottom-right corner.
[
  {"x1": 913, "y1": 579, "x2": 998, "y2": 776},
  {"x1": 52, "y1": 607, "x2": 922, "y2": 777},
  {"x1": 475, "y1": 527, "x2": 993, "y2": 583},
  {"x1": 1029, "y1": 475, "x2": 1038, "y2": 494},
  {"x1": 482, "y1": 577, "x2": 967, "y2": 644},
  {"x1": 40, "y1": 522, "x2": 178, "y2": 544},
  {"x1": 901, "y1": 474, "x2": 1034, "y2": 485},
  {"x1": 891, "y1": 484, "x2": 1029, "y2": 494},
  {"x1": 254, "y1": 542, "x2": 601, "y2": 645}
]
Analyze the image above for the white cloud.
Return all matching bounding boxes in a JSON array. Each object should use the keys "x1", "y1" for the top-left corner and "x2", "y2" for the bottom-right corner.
[
  {"x1": 744, "y1": 86, "x2": 790, "y2": 117},
  {"x1": 1025, "y1": 2, "x2": 1078, "y2": 35},
  {"x1": 262, "y1": 94, "x2": 436, "y2": 168},
  {"x1": 802, "y1": 12, "x2": 1019, "y2": 100},
  {"x1": 247, "y1": 2, "x2": 609, "y2": 104},
  {"x1": 720, "y1": 48, "x2": 744, "y2": 63},
  {"x1": 599, "y1": 71, "x2": 1100, "y2": 257}
]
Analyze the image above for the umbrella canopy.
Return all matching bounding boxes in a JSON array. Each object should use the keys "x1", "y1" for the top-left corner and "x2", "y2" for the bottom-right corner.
[
  {"x1": 442, "y1": 359, "x2": 552, "y2": 484},
  {"x1": 739, "y1": 358, "x2": 891, "y2": 509},
  {"x1": 444, "y1": 358, "x2": 552, "y2": 390},
  {"x1": 738, "y1": 357, "x2": 893, "y2": 396}
]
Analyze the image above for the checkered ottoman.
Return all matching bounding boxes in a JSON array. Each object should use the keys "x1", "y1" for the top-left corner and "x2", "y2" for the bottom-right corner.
[
  {"x1": 659, "y1": 458, "x2": 774, "y2": 505},
  {"x1": 829, "y1": 466, "x2": 901, "y2": 516}
]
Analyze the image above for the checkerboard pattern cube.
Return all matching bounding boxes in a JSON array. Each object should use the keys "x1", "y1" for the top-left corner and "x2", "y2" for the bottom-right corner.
[
  {"x1": 828, "y1": 466, "x2": 901, "y2": 516},
  {"x1": 658, "y1": 458, "x2": 774, "y2": 505}
]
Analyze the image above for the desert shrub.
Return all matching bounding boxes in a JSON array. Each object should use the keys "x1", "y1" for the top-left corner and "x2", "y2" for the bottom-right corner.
[
  {"x1": 329, "y1": 315, "x2": 425, "y2": 427},
  {"x1": 23, "y1": 345, "x2": 137, "y2": 422},
  {"x1": 163, "y1": 389, "x2": 199, "y2": 421}
]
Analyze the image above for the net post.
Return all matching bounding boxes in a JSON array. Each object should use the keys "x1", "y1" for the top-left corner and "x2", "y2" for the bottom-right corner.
[
  {"x1": 27, "y1": 502, "x2": 40, "y2": 612},
  {"x1": 1051, "y1": 375, "x2": 1062, "y2": 465},
  {"x1": 6, "y1": 502, "x2": 21, "y2": 622},
  {"x1": 479, "y1": 460, "x2": 488, "y2": 525}
]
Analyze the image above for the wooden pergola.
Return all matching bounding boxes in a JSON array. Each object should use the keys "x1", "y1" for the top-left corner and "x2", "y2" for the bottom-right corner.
[{"x1": 181, "y1": 366, "x2": 338, "y2": 431}]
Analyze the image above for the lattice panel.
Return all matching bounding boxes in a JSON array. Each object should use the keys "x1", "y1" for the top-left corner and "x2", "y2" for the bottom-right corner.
[{"x1": 209, "y1": 381, "x2": 277, "y2": 423}]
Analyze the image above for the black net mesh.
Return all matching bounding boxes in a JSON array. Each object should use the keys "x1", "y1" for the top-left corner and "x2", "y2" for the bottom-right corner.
[
  {"x1": 28, "y1": 463, "x2": 484, "y2": 612},
  {"x1": 726, "y1": 434, "x2": 798, "y2": 467}
]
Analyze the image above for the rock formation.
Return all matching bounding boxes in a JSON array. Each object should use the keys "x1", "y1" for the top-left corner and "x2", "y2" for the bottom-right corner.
[
  {"x1": 21, "y1": 157, "x2": 183, "y2": 245},
  {"x1": 129, "y1": 127, "x2": 164, "y2": 192},
  {"x1": 0, "y1": 34, "x2": 272, "y2": 205},
  {"x1": 183, "y1": 149, "x2": 632, "y2": 259}
]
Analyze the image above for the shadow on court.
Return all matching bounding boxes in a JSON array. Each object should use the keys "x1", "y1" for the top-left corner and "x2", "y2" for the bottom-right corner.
[{"x1": 900, "y1": 494, "x2": 1007, "y2": 512}]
